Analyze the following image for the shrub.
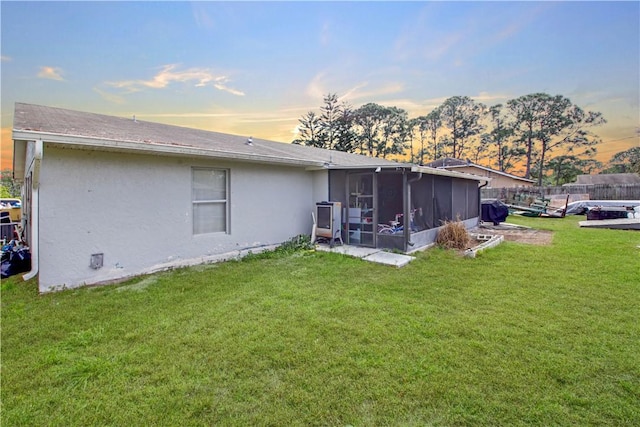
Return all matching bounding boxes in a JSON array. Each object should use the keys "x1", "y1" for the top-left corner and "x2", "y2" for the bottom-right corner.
[
  {"x1": 436, "y1": 219, "x2": 470, "y2": 249},
  {"x1": 243, "y1": 234, "x2": 314, "y2": 261},
  {"x1": 276, "y1": 234, "x2": 314, "y2": 253}
]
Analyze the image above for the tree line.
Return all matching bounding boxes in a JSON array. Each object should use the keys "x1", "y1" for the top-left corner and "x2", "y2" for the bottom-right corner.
[{"x1": 292, "y1": 93, "x2": 630, "y2": 185}]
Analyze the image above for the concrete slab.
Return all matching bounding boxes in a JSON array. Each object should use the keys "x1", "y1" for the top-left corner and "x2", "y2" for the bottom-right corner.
[
  {"x1": 322, "y1": 245, "x2": 380, "y2": 258},
  {"x1": 363, "y1": 251, "x2": 415, "y2": 267},
  {"x1": 316, "y1": 244, "x2": 415, "y2": 267}
]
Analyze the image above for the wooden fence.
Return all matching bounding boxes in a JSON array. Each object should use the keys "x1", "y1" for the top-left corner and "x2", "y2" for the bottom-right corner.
[{"x1": 482, "y1": 184, "x2": 640, "y2": 203}]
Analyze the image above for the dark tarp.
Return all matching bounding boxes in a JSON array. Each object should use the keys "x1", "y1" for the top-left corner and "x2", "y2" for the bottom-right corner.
[{"x1": 481, "y1": 199, "x2": 509, "y2": 225}]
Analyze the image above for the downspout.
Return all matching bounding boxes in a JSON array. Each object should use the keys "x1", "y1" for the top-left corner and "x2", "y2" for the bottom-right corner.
[
  {"x1": 405, "y1": 171, "x2": 423, "y2": 250},
  {"x1": 23, "y1": 140, "x2": 43, "y2": 281},
  {"x1": 477, "y1": 179, "x2": 489, "y2": 226}
]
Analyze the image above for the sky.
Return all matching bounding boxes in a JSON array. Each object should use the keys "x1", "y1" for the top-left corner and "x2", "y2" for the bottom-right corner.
[{"x1": 1, "y1": 1, "x2": 639, "y2": 171}]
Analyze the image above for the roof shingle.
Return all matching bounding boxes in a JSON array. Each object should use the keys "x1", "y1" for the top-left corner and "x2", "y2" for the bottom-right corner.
[{"x1": 13, "y1": 103, "x2": 399, "y2": 168}]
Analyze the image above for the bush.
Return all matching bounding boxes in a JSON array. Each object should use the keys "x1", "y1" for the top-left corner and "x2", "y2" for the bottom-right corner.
[
  {"x1": 436, "y1": 220, "x2": 470, "y2": 249},
  {"x1": 276, "y1": 234, "x2": 314, "y2": 253},
  {"x1": 243, "y1": 234, "x2": 314, "y2": 261}
]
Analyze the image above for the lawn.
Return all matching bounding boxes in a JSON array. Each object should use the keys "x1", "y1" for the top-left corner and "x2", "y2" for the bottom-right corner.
[{"x1": 1, "y1": 215, "x2": 639, "y2": 426}]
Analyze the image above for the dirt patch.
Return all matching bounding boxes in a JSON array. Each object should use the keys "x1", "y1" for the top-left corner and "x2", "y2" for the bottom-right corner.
[{"x1": 469, "y1": 224, "x2": 554, "y2": 246}]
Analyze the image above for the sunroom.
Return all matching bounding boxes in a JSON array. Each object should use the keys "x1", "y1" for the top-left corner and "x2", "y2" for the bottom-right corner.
[{"x1": 326, "y1": 165, "x2": 487, "y2": 253}]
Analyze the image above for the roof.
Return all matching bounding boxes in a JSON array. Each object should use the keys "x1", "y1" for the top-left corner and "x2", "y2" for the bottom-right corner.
[
  {"x1": 12, "y1": 103, "x2": 486, "y2": 182},
  {"x1": 567, "y1": 173, "x2": 640, "y2": 185},
  {"x1": 424, "y1": 157, "x2": 469, "y2": 168},
  {"x1": 424, "y1": 157, "x2": 535, "y2": 183}
]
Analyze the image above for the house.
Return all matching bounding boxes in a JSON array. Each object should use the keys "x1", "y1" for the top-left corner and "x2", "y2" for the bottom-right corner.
[
  {"x1": 12, "y1": 103, "x2": 487, "y2": 293},
  {"x1": 424, "y1": 158, "x2": 535, "y2": 188}
]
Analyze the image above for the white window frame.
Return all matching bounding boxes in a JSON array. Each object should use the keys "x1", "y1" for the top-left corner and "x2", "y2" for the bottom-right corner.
[{"x1": 192, "y1": 167, "x2": 229, "y2": 235}]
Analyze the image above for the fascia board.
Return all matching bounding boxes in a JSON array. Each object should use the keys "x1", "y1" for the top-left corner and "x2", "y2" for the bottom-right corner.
[
  {"x1": 12, "y1": 139, "x2": 27, "y2": 181},
  {"x1": 411, "y1": 165, "x2": 490, "y2": 182},
  {"x1": 444, "y1": 164, "x2": 534, "y2": 182},
  {"x1": 322, "y1": 164, "x2": 407, "y2": 171}
]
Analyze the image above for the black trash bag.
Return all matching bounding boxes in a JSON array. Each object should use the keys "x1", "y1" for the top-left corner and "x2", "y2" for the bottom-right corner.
[{"x1": 0, "y1": 248, "x2": 31, "y2": 279}]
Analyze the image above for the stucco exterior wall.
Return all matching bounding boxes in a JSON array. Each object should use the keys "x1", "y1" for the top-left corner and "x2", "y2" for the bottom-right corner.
[{"x1": 37, "y1": 146, "x2": 322, "y2": 292}]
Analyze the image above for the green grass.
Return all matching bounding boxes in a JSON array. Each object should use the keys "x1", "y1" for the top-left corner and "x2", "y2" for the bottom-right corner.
[{"x1": 2, "y1": 216, "x2": 639, "y2": 426}]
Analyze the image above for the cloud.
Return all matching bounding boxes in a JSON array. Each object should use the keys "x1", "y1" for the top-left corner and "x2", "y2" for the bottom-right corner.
[
  {"x1": 1, "y1": 56, "x2": 12, "y2": 62},
  {"x1": 343, "y1": 82, "x2": 405, "y2": 103},
  {"x1": 320, "y1": 21, "x2": 332, "y2": 46},
  {"x1": 140, "y1": 112, "x2": 243, "y2": 119},
  {"x1": 213, "y1": 83, "x2": 244, "y2": 96},
  {"x1": 37, "y1": 66, "x2": 64, "y2": 81},
  {"x1": 191, "y1": 3, "x2": 215, "y2": 29},
  {"x1": 102, "y1": 64, "x2": 244, "y2": 99},
  {"x1": 484, "y1": 3, "x2": 549, "y2": 47},
  {"x1": 423, "y1": 32, "x2": 465, "y2": 61},
  {"x1": 306, "y1": 71, "x2": 404, "y2": 104},
  {"x1": 93, "y1": 87, "x2": 126, "y2": 104},
  {"x1": 305, "y1": 72, "x2": 328, "y2": 100},
  {"x1": 473, "y1": 91, "x2": 511, "y2": 104}
]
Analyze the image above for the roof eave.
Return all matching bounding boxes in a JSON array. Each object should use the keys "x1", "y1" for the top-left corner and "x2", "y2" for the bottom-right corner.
[
  {"x1": 442, "y1": 164, "x2": 533, "y2": 182},
  {"x1": 320, "y1": 164, "x2": 406, "y2": 171},
  {"x1": 313, "y1": 163, "x2": 489, "y2": 181},
  {"x1": 12, "y1": 129, "x2": 325, "y2": 168},
  {"x1": 411, "y1": 165, "x2": 490, "y2": 182}
]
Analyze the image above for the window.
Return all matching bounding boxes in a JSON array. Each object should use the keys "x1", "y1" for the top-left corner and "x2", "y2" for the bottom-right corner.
[{"x1": 192, "y1": 168, "x2": 228, "y2": 235}]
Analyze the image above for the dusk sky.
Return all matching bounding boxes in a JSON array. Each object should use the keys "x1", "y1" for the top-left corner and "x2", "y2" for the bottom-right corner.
[{"x1": 2, "y1": 1, "x2": 639, "y2": 170}]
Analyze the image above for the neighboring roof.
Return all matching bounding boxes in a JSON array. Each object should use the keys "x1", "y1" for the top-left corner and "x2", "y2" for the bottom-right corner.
[
  {"x1": 567, "y1": 173, "x2": 640, "y2": 186},
  {"x1": 424, "y1": 157, "x2": 469, "y2": 168},
  {"x1": 424, "y1": 157, "x2": 535, "y2": 183},
  {"x1": 12, "y1": 103, "x2": 486, "y2": 182}
]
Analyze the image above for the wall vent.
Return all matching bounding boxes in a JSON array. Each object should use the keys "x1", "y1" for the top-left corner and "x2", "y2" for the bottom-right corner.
[{"x1": 90, "y1": 253, "x2": 104, "y2": 269}]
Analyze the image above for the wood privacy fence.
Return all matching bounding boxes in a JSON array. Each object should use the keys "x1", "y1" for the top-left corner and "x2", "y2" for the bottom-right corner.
[{"x1": 482, "y1": 184, "x2": 640, "y2": 202}]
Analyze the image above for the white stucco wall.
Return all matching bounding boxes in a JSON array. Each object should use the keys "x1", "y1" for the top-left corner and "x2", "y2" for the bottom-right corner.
[{"x1": 37, "y1": 146, "x2": 323, "y2": 292}]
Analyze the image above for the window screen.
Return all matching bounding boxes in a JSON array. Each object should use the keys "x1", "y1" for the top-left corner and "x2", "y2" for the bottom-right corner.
[
  {"x1": 192, "y1": 168, "x2": 228, "y2": 234},
  {"x1": 434, "y1": 176, "x2": 453, "y2": 223},
  {"x1": 452, "y1": 179, "x2": 468, "y2": 220}
]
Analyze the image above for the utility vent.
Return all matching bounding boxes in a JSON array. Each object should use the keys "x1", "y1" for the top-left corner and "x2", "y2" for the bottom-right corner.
[{"x1": 90, "y1": 253, "x2": 104, "y2": 269}]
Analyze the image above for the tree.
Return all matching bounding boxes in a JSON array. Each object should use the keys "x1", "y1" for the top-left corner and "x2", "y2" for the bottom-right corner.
[
  {"x1": 414, "y1": 108, "x2": 443, "y2": 164},
  {"x1": 292, "y1": 94, "x2": 358, "y2": 153},
  {"x1": 292, "y1": 91, "x2": 606, "y2": 173},
  {"x1": 546, "y1": 155, "x2": 604, "y2": 185},
  {"x1": 546, "y1": 155, "x2": 582, "y2": 185},
  {"x1": 606, "y1": 147, "x2": 640, "y2": 174},
  {"x1": 332, "y1": 104, "x2": 358, "y2": 153},
  {"x1": 319, "y1": 93, "x2": 342, "y2": 150},
  {"x1": 380, "y1": 106, "x2": 410, "y2": 159},
  {"x1": 507, "y1": 94, "x2": 544, "y2": 179},
  {"x1": 293, "y1": 111, "x2": 323, "y2": 148},
  {"x1": 508, "y1": 93, "x2": 606, "y2": 185},
  {"x1": 480, "y1": 104, "x2": 521, "y2": 172},
  {"x1": 407, "y1": 118, "x2": 420, "y2": 164},
  {"x1": 1, "y1": 169, "x2": 20, "y2": 198},
  {"x1": 353, "y1": 103, "x2": 385, "y2": 156},
  {"x1": 439, "y1": 96, "x2": 486, "y2": 159},
  {"x1": 535, "y1": 95, "x2": 606, "y2": 186}
]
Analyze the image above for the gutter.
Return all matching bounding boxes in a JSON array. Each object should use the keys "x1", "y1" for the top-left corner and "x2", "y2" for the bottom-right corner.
[{"x1": 23, "y1": 140, "x2": 42, "y2": 281}]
